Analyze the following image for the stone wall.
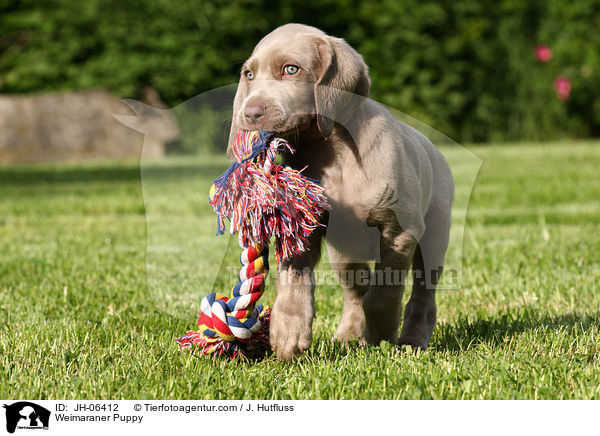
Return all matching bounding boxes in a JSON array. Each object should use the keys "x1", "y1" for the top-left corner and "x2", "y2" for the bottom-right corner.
[{"x1": 0, "y1": 89, "x2": 180, "y2": 164}]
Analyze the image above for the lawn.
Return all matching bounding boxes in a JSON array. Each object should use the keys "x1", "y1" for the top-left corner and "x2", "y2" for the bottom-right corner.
[{"x1": 1, "y1": 140, "x2": 599, "y2": 399}]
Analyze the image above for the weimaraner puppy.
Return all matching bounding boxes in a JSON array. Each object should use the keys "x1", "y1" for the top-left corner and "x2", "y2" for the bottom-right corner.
[{"x1": 228, "y1": 23, "x2": 454, "y2": 361}]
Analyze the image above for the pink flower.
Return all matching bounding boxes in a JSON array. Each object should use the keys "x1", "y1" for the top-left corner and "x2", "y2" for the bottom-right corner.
[
  {"x1": 553, "y1": 76, "x2": 572, "y2": 101},
  {"x1": 535, "y1": 45, "x2": 553, "y2": 62}
]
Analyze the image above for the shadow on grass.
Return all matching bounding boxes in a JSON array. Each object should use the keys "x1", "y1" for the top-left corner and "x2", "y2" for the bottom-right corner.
[
  {"x1": 0, "y1": 163, "x2": 142, "y2": 185},
  {"x1": 0, "y1": 160, "x2": 228, "y2": 185},
  {"x1": 162, "y1": 308, "x2": 600, "y2": 363},
  {"x1": 433, "y1": 309, "x2": 600, "y2": 352}
]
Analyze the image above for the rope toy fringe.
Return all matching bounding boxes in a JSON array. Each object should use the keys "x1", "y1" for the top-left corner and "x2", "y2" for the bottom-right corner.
[{"x1": 176, "y1": 129, "x2": 328, "y2": 358}]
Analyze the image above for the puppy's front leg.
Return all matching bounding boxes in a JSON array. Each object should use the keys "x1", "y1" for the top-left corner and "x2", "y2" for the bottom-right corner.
[{"x1": 270, "y1": 228, "x2": 323, "y2": 361}]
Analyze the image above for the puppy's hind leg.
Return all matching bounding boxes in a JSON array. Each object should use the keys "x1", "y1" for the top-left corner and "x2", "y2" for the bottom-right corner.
[
  {"x1": 399, "y1": 193, "x2": 451, "y2": 350},
  {"x1": 363, "y1": 214, "x2": 417, "y2": 346}
]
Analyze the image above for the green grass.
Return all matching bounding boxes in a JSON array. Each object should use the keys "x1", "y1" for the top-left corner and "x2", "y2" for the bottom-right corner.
[{"x1": 1, "y1": 140, "x2": 600, "y2": 399}]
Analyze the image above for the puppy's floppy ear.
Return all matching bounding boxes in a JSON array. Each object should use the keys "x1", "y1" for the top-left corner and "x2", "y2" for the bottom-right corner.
[
  {"x1": 314, "y1": 36, "x2": 370, "y2": 138},
  {"x1": 227, "y1": 79, "x2": 248, "y2": 159}
]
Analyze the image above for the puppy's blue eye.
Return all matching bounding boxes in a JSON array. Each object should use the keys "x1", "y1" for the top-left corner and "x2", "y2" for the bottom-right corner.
[
  {"x1": 245, "y1": 71, "x2": 254, "y2": 80},
  {"x1": 284, "y1": 65, "x2": 299, "y2": 75}
]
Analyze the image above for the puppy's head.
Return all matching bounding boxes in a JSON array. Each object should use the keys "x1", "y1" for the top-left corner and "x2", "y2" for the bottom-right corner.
[{"x1": 228, "y1": 23, "x2": 370, "y2": 156}]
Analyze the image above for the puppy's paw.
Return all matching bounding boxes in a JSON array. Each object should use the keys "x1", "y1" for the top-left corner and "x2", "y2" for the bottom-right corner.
[
  {"x1": 269, "y1": 297, "x2": 313, "y2": 361},
  {"x1": 363, "y1": 326, "x2": 398, "y2": 347},
  {"x1": 333, "y1": 307, "x2": 365, "y2": 345},
  {"x1": 397, "y1": 334, "x2": 429, "y2": 350}
]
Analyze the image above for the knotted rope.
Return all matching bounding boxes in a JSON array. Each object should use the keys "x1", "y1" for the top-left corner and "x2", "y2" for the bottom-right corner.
[
  {"x1": 176, "y1": 240, "x2": 271, "y2": 357},
  {"x1": 176, "y1": 129, "x2": 328, "y2": 358}
]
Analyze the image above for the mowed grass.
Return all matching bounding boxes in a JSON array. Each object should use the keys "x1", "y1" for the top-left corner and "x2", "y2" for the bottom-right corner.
[{"x1": 1, "y1": 140, "x2": 600, "y2": 399}]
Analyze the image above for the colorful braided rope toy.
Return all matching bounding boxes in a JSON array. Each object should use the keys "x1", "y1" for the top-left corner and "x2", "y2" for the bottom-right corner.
[{"x1": 176, "y1": 130, "x2": 328, "y2": 357}]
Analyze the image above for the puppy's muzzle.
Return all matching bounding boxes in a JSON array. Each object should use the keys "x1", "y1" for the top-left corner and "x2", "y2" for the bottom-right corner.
[{"x1": 244, "y1": 97, "x2": 267, "y2": 127}]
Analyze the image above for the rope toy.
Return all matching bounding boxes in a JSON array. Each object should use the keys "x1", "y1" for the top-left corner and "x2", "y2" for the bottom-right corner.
[{"x1": 176, "y1": 130, "x2": 328, "y2": 358}]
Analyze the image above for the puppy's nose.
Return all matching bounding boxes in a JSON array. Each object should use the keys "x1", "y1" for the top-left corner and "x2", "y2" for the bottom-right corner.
[{"x1": 244, "y1": 100, "x2": 267, "y2": 124}]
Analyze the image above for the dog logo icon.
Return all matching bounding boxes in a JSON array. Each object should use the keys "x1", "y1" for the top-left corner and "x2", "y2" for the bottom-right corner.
[{"x1": 2, "y1": 402, "x2": 50, "y2": 433}]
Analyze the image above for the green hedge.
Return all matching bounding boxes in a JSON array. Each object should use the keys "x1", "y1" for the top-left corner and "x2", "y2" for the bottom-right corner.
[{"x1": 1, "y1": 0, "x2": 599, "y2": 143}]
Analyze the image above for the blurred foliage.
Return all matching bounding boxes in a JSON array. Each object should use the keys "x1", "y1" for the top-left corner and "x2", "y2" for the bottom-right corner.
[
  {"x1": 176, "y1": 103, "x2": 231, "y2": 154},
  {"x1": 1, "y1": 0, "x2": 599, "y2": 144}
]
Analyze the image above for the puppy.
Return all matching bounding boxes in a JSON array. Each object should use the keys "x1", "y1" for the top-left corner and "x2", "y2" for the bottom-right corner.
[{"x1": 228, "y1": 23, "x2": 454, "y2": 361}]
